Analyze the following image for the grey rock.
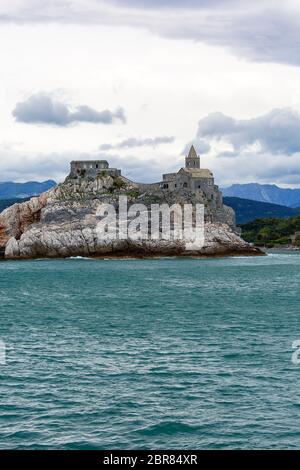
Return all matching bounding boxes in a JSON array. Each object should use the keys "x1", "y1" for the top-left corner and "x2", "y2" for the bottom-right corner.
[{"x1": 0, "y1": 170, "x2": 262, "y2": 259}]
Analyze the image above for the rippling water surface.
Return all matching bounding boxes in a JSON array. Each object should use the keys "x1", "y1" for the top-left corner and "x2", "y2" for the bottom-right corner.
[{"x1": 1, "y1": 253, "x2": 300, "y2": 449}]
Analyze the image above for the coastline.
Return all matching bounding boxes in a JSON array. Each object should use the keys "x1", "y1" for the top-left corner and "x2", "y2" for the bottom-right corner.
[
  {"x1": 265, "y1": 245, "x2": 300, "y2": 253},
  {"x1": 0, "y1": 246, "x2": 265, "y2": 261}
]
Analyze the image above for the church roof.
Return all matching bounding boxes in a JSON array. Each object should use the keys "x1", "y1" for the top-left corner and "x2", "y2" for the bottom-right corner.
[
  {"x1": 180, "y1": 168, "x2": 213, "y2": 178},
  {"x1": 187, "y1": 145, "x2": 198, "y2": 159}
]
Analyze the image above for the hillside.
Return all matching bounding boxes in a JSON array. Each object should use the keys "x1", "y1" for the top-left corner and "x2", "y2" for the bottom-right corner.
[
  {"x1": 222, "y1": 183, "x2": 300, "y2": 208},
  {"x1": 0, "y1": 180, "x2": 56, "y2": 199},
  {"x1": 223, "y1": 197, "x2": 300, "y2": 224},
  {"x1": 241, "y1": 215, "x2": 300, "y2": 246},
  {"x1": 0, "y1": 198, "x2": 30, "y2": 213}
]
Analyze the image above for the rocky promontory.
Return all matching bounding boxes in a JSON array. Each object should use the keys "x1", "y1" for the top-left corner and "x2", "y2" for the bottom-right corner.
[{"x1": 0, "y1": 164, "x2": 262, "y2": 259}]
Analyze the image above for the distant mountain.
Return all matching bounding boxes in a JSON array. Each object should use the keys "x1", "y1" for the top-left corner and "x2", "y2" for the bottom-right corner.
[
  {"x1": 0, "y1": 180, "x2": 56, "y2": 199},
  {"x1": 222, "y1": 183, "x2": 300, "y2": 208},
  {"x1": 224, "y1": 197, "x2": 300, "y2": 224}
]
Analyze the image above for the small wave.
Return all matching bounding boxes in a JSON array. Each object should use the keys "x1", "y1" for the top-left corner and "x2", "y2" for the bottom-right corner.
[
  {"x1": 137, "y1": 421, "x2": 201, "y2": 436},
  {"x1": 103, "y1": 257, "x2": 140, "y2": 261},
  {"x1": 230, "y1": 256, "x2": 256, "y2": 259},
  {"x1": 222, "y1": 352, "x2": 241, "y2": 359},
  {"x1": 266, "y1": 252, "x2": 300, "y2": 257}
]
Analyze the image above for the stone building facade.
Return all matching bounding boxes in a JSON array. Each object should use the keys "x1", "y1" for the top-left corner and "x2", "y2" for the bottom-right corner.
[
  {"x1": 70, "y1": 160, "x2": 121, "y2": 178},
  {"x1": 160, "y1": 145, "x2": 223, "y2": 211}
]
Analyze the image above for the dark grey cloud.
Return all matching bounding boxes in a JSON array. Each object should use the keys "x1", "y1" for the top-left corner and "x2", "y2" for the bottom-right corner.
[
  {"x1": 213, "y1": 151, "x2": 300, "y2": 187},
  {"x1": 71, "y1": 105, "x2": 126, "y2": 124},
  {"x1": 12, "y1": 93, "x2": 126, "y2": 126},
  {"x1": 99, "y1": 135, "x2": 174, "y2": 151},
  {"x1": 110, "y1": 0, "x2": 228, "y2": 8},
  {"x1": 196, "y1": 108, "x2": 300, "y2": 156},
  {"x1": 153, "y1": 8, "x2": 300, "y2": 67},
  {"x1": 1, "y1": 1, "x2": 299, "y2": 67}
]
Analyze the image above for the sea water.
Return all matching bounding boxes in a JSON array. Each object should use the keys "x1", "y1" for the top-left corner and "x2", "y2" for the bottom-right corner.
[{"x1": 0, "y1": 253, "x2": 300, "y2": 449}]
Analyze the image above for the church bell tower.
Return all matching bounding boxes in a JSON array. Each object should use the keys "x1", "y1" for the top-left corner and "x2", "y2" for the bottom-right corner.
[{"x1": 185, "y1": 145, "x2": 200, "y2": 169}]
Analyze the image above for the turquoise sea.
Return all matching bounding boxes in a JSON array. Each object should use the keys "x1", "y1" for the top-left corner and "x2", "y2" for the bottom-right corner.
[{"x1": 1, "y1": 253, "x2": 300, "y2": 449}]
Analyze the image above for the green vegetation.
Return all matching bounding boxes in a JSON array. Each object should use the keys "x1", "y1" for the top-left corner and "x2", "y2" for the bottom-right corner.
[
  {"x1": 126, "y1": 190, "x2": 140, "y2": 199},
  {"x1": 112, "y1": 177, "x2": 126, "y2": 190},
  {"x1": 241, "y1": 215, "x2": 300, "y2": 246},
  {"x1": 140, "y1": 194, "x2": 163, "y2": 204}
]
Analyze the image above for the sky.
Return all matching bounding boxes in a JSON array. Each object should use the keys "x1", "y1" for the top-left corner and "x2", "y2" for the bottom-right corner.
[{"x1": 2, "y1": 0, "x2": 300, "y2": 186}]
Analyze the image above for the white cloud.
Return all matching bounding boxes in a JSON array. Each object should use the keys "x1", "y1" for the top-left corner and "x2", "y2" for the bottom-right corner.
[{"x1": 12, "y1": 92, "x2": 126, "y2": 126}]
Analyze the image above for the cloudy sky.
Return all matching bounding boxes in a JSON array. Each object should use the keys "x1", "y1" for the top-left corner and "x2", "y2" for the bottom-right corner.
[{"x1": 2, "y1": 0, "x2": 300, "y2": 186}]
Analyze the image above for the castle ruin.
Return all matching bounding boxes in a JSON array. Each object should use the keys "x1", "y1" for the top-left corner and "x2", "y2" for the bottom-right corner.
[{"x1": 70, "y1": 160, "x2": 121, "y2": 179}]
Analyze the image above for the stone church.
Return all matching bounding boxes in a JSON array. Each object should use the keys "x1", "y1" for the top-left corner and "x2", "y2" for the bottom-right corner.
[{"x1": 162, "y1": 145, "x2": 215, "y2": 193}]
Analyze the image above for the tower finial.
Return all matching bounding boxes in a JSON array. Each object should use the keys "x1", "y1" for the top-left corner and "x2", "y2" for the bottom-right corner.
[{"x1": 185, "y1": 144, "x2": 200, "y2": 169}]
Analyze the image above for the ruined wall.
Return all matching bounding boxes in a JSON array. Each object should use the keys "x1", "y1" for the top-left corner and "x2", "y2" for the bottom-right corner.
[{"x1": 70, "y1": 161, "x2": 121, "y2": 179}]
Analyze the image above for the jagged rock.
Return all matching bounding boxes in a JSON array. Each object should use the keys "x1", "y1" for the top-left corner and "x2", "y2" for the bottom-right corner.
[{"x1": 0, "y1": 192, "x2": 50, "y2": 250}]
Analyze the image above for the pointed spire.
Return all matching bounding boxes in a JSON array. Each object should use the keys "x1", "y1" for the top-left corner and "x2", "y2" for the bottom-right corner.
[{"x1": 187, "y1": 145, "x2": 198, "y2": 160}]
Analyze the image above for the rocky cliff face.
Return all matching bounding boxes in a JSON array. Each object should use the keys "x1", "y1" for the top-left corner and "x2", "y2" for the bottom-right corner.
[{"x1": 0, "y1": 174, "x2": 262, "y2": 259}]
